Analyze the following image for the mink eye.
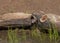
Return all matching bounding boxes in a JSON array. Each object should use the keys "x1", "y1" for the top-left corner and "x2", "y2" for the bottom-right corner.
[{"x1": 31, "y1": 16, "x2": 34, "y2": 19}]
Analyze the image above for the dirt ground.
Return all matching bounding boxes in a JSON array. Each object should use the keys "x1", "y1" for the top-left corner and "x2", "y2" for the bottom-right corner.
[
  {"x1": 0, "y1": 0, "x2": 60, "y2": 43},
  {"x1": 0, "y1": 0, "x2": 60, "y2": 15}
]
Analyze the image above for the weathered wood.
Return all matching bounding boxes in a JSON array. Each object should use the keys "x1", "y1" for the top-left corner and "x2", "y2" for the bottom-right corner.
[
  {"x1": 0, "y1": 12, "x2": 37, "y2": 27},
  {"x1": 0, "y1": 13, "x2": 32, "y2": 20}
]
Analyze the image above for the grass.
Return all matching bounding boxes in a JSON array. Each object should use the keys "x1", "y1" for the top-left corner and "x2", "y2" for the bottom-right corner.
[
  {"x1": 8, "y1": 27, "x2": 18, "y2": 43},
  {"x1": 48, "y1": 22, "x2": 59, "y2": 43},
  {"x1": 19, "y1": 29, "x2": 27, "y2": 41},
  {"x1": 7, "y1": 22, "x2": 60, "y2": 43}
]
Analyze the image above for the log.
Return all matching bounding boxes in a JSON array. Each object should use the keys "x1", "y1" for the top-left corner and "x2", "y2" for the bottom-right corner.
[{"x1": 0, "y1": 12, "x2": 37, "y2": 27}]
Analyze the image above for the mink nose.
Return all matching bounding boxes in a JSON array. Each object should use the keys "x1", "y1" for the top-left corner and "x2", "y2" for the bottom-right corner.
[{"x1": 31, "y1": 16, "x2": 37, "y2": 23}]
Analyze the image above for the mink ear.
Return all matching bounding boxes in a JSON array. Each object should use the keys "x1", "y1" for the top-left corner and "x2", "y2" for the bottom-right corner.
[{"x1": 40, "y1": 15, "x2": 48, "y2": 22}]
